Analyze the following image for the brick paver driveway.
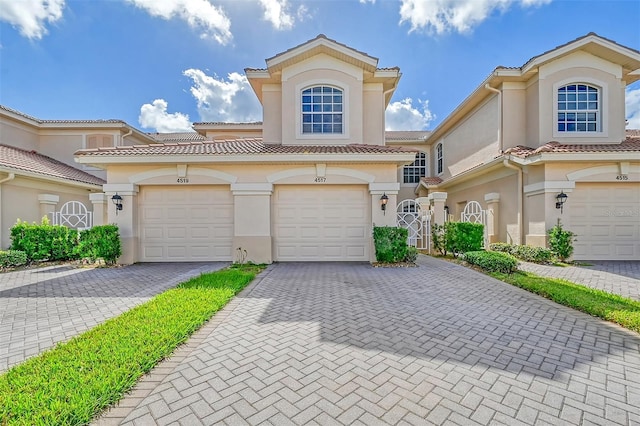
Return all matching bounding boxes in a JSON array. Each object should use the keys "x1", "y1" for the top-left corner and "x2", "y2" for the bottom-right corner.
[
  {"x1": 0, "y1": 262, "x2": 227, "y2": 372},
  {"x1": 112, "y1": 256, "x2": 640, "y2": 425}
]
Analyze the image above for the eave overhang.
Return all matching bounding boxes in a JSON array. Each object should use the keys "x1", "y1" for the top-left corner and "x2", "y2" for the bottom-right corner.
[{"x1": 0, "y1": 166, "x2": 103, "y2": 190}]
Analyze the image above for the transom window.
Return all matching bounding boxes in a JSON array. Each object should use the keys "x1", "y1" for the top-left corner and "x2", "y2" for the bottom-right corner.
[
  {"x1": 436, "y1": 143, "x2": 443, "y2": 175},
  {"x1": 302, "y1": 86, "x2": 343, "y2": 134},
  {"x1": 403, "y1": 152, "x2": 426, "y2": 184},
  {"x1": 557, "y1": 84, "x2": 599, "y2": 132}
]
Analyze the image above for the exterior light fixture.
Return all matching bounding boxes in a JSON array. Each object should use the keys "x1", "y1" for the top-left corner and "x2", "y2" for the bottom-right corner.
[
  {"x1": 555, "y1": 191, "x2": 568, "y2": 213},
  {"x1": 380, "y1": 193, "x2": 389, "y2": 215},
  {"x1": 444, "y1": 205, "x2": 450, "y2": 219},
  {"x1": 111, "y1": 193, "x2": 123, "y2": 215}
]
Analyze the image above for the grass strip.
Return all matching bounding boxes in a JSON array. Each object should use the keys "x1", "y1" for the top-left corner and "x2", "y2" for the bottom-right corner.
[
  {"x1": 491, "y1": 270, "x2": 640, "y2": 333},
  {"x1": 0, "y1": 264, "x2": 264, "y2": 425}
]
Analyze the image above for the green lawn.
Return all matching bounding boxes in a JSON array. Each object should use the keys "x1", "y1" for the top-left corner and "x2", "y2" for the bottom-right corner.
[
  {"x1": 490, "y1": 269, "x2": 640, "y2": 333},
  {"x1": 0, "y1": 264, "x2": 264, "y2": 425}
]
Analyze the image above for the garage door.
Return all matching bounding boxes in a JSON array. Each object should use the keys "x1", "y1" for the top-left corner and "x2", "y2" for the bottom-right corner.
[
  {"x1": 139, "y1": 186, "x2": 233, "y2": 261},
  {"x1": 569, "y1": 183, "x2": 639, "y2": 260},
  {"x1": 273, "y1": 185, "x2": 370, "y2": 261}
]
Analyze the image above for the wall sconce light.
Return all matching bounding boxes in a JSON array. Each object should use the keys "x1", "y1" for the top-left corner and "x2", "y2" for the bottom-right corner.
[
  {"x1": 111, "y1": 193, "x2": 123, "y2": 215},
  {"x1": 444, "y1": 205, "x2": 450, "y2": 217},
  {"x1": 380, "y1": 193, "x2": 389, "y2": 215},
  {"x1": 555, "y1": 191, "x2": 568, "y2": 213}
]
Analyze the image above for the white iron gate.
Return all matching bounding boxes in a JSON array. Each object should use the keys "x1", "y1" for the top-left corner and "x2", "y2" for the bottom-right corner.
[
  {"x1": 460, "y1": 200, "x2": 488, "y2": 247},
  {"x1": 50, "y1": 201, "x2": 93, "y2": 230},
  {"x1": 397, "y1": 199, "x2": 431, "y2": 252}
]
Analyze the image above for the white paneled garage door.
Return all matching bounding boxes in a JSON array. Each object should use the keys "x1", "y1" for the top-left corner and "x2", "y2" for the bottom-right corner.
[
  {"x1": 273, "y1": 185, "x2": 370, "y2": 261},
  {"x1": 569, "y1": 183, "x2": 639, "y2": 260},
  {"x1": 139, "y1": 186, "x2": 233, "y2": 261}
]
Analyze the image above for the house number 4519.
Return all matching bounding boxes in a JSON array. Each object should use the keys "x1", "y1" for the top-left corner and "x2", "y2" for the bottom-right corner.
[{"x1": 177, "y1": 178, "x2": 190, "y2": 183}]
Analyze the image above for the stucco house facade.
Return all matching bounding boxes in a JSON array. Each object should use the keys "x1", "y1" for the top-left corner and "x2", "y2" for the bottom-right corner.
[{"x1": 1, "y1": 33, "x2": 639, "y2": 263}]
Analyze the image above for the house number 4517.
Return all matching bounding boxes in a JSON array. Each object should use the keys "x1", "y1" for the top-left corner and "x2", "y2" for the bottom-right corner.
[{"x1": 314, "y1": 177, "x2": 326, "y2": 183}]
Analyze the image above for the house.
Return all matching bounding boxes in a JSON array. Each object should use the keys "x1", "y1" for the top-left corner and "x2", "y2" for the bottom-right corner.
[
  {"x1": 409, "y1": 33, "x2": 640, "y2": 261},
  {"x1": 0, "y1": 105, "x2": 155, "y2": 249},
  {"x1": 2, "y1": 33, "x2": 639, "y2": 263}
]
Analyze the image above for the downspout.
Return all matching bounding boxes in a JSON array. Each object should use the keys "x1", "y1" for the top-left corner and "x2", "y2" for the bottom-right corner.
[
  {"x1": 120, "y1": 128, "x2": 133, "y2": 146},
  {"x1": 485, "y1": 84, "x2": 503, "y2": 153},
  {"x1": 502, "y1": 159, "x2": 523, "y2": 245},
  {"x1": 0, "y1": 173, "x2": 16, "y2": 249}
]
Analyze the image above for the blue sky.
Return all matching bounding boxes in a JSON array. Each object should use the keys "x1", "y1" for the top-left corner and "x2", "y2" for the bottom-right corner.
[{"x1": 1, "y1": 0, "x2": 639, "y2": 133}]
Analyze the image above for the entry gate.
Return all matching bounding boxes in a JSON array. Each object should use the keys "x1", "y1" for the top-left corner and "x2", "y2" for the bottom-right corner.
[
  {"x1": 50, "y1": 201, "x2": 93, "y2": 230},
  {"x1": 396, "y1": 199, "x2": 431, "y2": 252}
]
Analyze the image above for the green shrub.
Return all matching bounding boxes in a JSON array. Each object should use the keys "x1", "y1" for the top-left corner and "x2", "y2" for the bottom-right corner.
[
  {"x1": 431, "y1": 223, "x2": 449, "y2": 256},
  {"x1": 404, "y1": 246, "x2": 418, "y2": 263},
  {"x1": 548, "y1": 220, "x2": 576, "y2": 262},
  {"x1": 10, "y1": 218, "x2": 78, "y2": 262},
  {"x1": 488, "y1": 242, "x2": 514, "y2": 254},
  {"x1": 512, "y1": 245, "x2": 554, "y2": 264},
  {"x1": 462, "y1": 250, "x2": 518, "y2": 273},
  {"x1": 77, "y1": 225, "x2": 122, "y2": 264},
  {"x1": 373, "y1": 226, "x2": 408, "y2": 263},
  {"x1": 0, "y1": 250, "x2": 28, "y2": 268},
  {"x1": 446, "y1": 222, "x2": 484, "y2": 256}
]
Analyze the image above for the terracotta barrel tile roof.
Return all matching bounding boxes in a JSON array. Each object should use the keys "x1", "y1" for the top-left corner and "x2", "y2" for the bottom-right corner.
[
  {"x1": 76, "y1": 138, "x2": 416, "y2": 156},
  {"x1": 420, "y1": 176, "x2": 443, "y2": 186},
  {"x1": 504, "y1": 137, "x2": 640, "y2": 158},
  {"x1": 147, "y1": 132, "x2": 206, "y2": 142},
  {"x1": 1, "y1": 144, "x2": 105, "y2": 186}
]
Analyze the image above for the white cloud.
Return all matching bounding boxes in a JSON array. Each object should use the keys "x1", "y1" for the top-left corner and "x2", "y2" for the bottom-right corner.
[
  {"x1": 139, "y1": 99, "x2": 193, "y2": 132},
  {"x1": 359, "y1": 0, "x2": 376, "y2": 3},
  {"x1": 0, "y1": 0, "x2": 65, "y2": 40},
  {"x1": 626, "y1": 87, "x2": 640, "y2": 129},
  {"x1": 258, "y1": 0, "x2": 293, "y2": 30},
  {"x1": 126, "y1": 0, "x2": 231, "y2": 44},
  {"x1": 183, "y1": 69, "x2": 262, "y2": 122},
  {"x1": 385, "y1": 98, "x2": 435, "y2": 130},
  {"x1": 399, "y1": 0, "x2": 551, "y2": 35}
]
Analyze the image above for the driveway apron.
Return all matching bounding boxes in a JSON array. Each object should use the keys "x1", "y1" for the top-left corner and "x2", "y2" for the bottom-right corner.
[
  {"x1": 112, "y1": 257, "x2": 640, "y2": 426},
  {"x1": 0, "y1": 262, "x2": 227, "y2": 372}
]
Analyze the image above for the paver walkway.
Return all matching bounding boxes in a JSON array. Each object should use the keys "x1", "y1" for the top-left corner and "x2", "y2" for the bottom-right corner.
[
  {"x1": 519, "y1": 260, "x2": 640, "y2": 301},
  {"x1": 101, "y1": 257, "x2": 640, "y2": 425},
  {"x1": 0, "y1": 262, "x2": 227, "y2": 372}
]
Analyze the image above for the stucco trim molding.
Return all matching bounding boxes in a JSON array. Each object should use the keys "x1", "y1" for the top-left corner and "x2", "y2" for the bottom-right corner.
[
  {"x1": 267, "y1": 166, "x2": 375, "y2": 184},
  {"x1": 103, "y1": 183, "x2": 139, "y2": 195},
  {"x1": 369, "y1": 182, "x2": 400, "y2": 195},
  {"x1": 524, "y1": 181, "x2": 575, "y2": 197},
  {"x1": 566, "y1": 164, "x2": 640, "y2": 181},
  {"x1": 128, "y1": 167, "x2": 238, "y2": 184},
  {"x1": 231, "y1": 183, "x2": 274, "y2": 195},
  {"x1": 38, "y1": 194, "x2": 60, "y2": 205}
]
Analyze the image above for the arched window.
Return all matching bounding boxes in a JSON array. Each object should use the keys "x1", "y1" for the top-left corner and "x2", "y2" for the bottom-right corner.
[
  {"x1": 557, "y1": 83, "x2": 600, "y2": 132},
  {"x1": 302, "y1": 86, "x2": 343, "y2": 134},
  {"x1": 436, "y1": 143, "x2": 443, "y2": 175},
  {"x1": 403, "y1": 152, "x2": 427, "y2": 184}
]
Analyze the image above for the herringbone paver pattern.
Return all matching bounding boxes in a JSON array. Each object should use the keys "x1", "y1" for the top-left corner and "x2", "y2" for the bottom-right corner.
[
  {"x1": 112, "y1": 257, "x2": 640, "y2": 425},
  {"x1": 519, "y1": 260, "x2": 640, "y2": 301},
  {"x1": 0, "y1": 262, "x2": 227, "y2": 372}
]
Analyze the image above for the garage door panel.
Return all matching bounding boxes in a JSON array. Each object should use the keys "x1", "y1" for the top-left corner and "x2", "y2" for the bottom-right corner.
[
  {"x1": 569, "y1": 183, "x2": 639, "y2": 260},
  {"x1": 139, "y1": 186, "x2": 233, "y2": 262},
  {"x1": 273, "y1": 185, "x2": 370, "y2": 261}
]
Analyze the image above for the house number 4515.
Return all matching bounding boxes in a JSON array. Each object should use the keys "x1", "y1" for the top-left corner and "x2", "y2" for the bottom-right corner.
[{"x1": 616, "y1": 175, "x2": 629, "y2": 180}]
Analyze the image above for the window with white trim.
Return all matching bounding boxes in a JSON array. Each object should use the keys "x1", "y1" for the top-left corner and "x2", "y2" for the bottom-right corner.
[
  {"x1": 302, "y1": 86, "x2": 343, "y2": 134},
  {"x1": 557, "y1": 84, "x2": 600, "y2": 132},
  {"x1": 436, "y1": 143, "x2": 443, "y2": 175},
  {"x1": 403, "y1": 152, "x2": 426, "y2": 184}
]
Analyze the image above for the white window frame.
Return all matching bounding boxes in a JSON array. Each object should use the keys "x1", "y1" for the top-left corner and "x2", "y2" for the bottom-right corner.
[
  {"x1": 403, "y1": 152, "x2": 427, "y2": 185},
  {"x1": 436, "y1": 143, "x2": 443, "y2": 175},
  {"x1": 552, "y1": 77, "x2": 608, "y2": 139},
  {"x1": 296, "y1": 79, "x2": 349, "y2": 140}
]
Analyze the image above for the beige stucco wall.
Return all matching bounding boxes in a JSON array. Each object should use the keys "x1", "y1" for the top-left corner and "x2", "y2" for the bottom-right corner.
[
  {"x1": 0, "y1": 176, "x2": 94, "y2": 249},
  {"x1": 279, "y1": 55, "x2": 364, "y2": 145},
  {"x1": 502, "y1": 82, "x2": 527, "y2": 149},
  {"x1": 262, "y1": 85, "x2": 282, "y2": 143},
  {"x1": 363, "y1": 83, "x2": 384, "y2": 145},
  {"x1": 436, "y1": 96, "x2": 500, "y2": 180},
  {"x1": 526, "y1": 79, "x2": 540, "y2": 147},
  {"x1": 0, "y1": 118, "x2": 39, "y2": 150}
]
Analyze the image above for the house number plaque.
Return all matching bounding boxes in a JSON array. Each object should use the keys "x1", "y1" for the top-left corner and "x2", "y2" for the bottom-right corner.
[
  {"x1": 176, "y1": 178, "x2": 190, "y2": 183},
  {"x1": 314, "y1": 177, "x2": 326, "y2": 183}
]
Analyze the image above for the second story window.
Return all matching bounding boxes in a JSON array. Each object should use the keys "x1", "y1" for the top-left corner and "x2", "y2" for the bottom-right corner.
[
  {"x1": 302, "y1": 86, "x2": 343, "y2": 134},
  {"x1": 403, "y1": 152, "x2": 426, "y2": 184},
  {"x1": 436, "y1": 143, "x2": 443, "y2": 175},
  {"x1": 557, "y1": 84, "x2": 600, "y2": 132}
]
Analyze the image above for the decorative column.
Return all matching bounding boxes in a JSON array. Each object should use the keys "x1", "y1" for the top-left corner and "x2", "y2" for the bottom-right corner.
[
  {"x1": 38, "y1": 194, "x2": 59, "y2": 223},
  {"x1": 429, "y1": 192, "x2": 448, "y2": 226},
  {"x1": 231, "y1": 183, "x2": 273, "y2": 264},
  {"x1": 89, "y1": 193, "x2": 107, "y2": 227},
  {"x1": 484, "y1": 192, "x2": 500, "y2": 243},
  {"x1": 369, "y1": 183, "x2": 400, "y2": 227},
  {"x1": 103, "y1": 183, "x2": 139, "y2": 264}
]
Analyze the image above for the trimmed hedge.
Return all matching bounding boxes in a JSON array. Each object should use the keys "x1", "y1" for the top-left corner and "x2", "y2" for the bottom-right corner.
[
  {"x1": 489, "y1": 242, "x2": 554, "y2": 264},
  {"x1": 462, "y1": 250, "x2": 519, "y2": 273},
  {"x1": 0, "y1": 250, "x2": 27, "y2": 268},
  {"x1": 77, "y1": 225, "x2": 122, "y2": 264},
  {"x1": 373, "y1": 226, "x2": 408, "y2": 263},
  {"x1": 432, "y1": 222, "x2": 484, "y2": 257}
]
